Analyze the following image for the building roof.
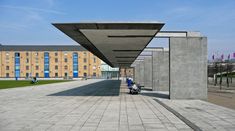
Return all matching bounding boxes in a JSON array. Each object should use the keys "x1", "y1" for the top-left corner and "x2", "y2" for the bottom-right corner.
[
  {"x1": 53, "y1": 22, "x2": 164, "y2": 67},
  {"x1": 0, "y1": 45, "x2": 87, "y2": 51}
]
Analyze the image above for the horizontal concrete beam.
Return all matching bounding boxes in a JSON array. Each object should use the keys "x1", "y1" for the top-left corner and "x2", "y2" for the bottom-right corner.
[{"x1": 156, "y1": 31, "x2": 202, "y2": 38}]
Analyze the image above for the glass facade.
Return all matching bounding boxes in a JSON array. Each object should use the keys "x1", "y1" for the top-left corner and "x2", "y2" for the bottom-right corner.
[
  {"x1": 44, "y1": 52, "x2": 49, "y2": 78},
  {"x1": 73, "y1": 52, "x2": 78, "y2": 77},
  {"x1": 101, "y1": 61, "x2": 119, "y2": 78},
  {"x1": 15, "y1": 52, "x2": 20, "y2": 78}
]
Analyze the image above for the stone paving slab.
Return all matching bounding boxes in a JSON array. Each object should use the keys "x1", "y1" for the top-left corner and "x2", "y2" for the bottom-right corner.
[
  {"x1": 0, "y1": 79, "x2": 192, "y2": 131},
  {"x1": 157, "y1": 98, "x2": 235, "y2": 131}
]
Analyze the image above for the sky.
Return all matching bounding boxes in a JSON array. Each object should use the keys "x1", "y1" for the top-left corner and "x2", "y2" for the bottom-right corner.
[{"x1": 0, "y1": 0, "x2": 235, "y2": 59}]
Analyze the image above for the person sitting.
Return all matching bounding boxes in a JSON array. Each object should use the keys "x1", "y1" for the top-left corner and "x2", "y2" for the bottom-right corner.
[{"x1": 31, "y1": 77, "x2": 38, "y2": 84}]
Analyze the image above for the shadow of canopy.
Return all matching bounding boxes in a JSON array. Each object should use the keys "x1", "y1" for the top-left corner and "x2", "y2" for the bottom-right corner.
[
  {"x1": 141, "y1": 92, "x2": 169, "y2": 99},
  {"x1": 48, "y1": 80, "x2": 121, "y2": 96}
]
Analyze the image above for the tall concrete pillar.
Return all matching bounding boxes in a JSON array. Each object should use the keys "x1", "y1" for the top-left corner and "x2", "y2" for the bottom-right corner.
[
  {"x1": 169, "y1": 37, "x2": 207, "y2": 99},
  {"x1": 134, "y1": 62, "x2": 140, "y2": 84},
  {"x1": 152, "y1": 50, "x2": 169, "y2": 91},
  {"x1": 139, "y1": 61, "x2": 145, "y2": 86},
  {"x1": 144, "y1": 57, "x2": 152, "y2": 88}
]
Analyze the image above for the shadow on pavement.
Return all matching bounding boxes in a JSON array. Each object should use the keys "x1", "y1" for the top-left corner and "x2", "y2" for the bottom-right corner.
[
  {"x1": 141, "y1": 92, "x2": 169, "y2": 99},
  {"x1": 48, "y1": 80, "x2": 121, "y2": 96}
]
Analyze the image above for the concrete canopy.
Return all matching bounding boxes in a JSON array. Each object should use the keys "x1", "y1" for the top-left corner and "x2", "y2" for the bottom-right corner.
[{"x1": 53, "y1": 22, "x2": 164, "y2": 67}]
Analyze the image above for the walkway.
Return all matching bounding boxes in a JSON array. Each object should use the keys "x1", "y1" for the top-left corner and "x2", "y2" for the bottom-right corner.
[
  {"x1": 0, "y1": 79, "x2": 192, "y2": 131},
  {"x1": 157, "y1": 98, "x2": 235, "y2": 131}
]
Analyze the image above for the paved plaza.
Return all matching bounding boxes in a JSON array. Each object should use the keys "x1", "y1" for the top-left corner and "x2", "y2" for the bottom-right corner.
[
  {"x1": 0, "y1": 79, "x2": 192, "y2": 131},
  {"x1": 0, "y1": 79, "x2": 235, "y2": 131}
]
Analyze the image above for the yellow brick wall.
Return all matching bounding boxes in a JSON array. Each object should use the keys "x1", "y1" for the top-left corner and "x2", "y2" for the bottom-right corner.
[
  {"x1": 30, "y1": 51, "x2": 44, "y2": 77},
  {"x1": 120, "y1": 68, "x2": 134, "y2": 77},
  {"x1": 1, "y1": 51, "x2": 15, "y2": 77}
]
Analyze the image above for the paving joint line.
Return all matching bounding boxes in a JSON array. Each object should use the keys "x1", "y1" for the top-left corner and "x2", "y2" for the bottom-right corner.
[
  {"x1": 131, "y1": 92, "x2": 146, "y2": 131},
  {"x1": 140, "y1": 95, "x2": 176, "y2": 129},
  {"x1": 154, "y1": 99, "x2": 202, "y2": 131}
]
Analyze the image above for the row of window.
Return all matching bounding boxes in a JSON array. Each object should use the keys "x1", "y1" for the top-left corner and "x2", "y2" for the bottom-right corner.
[
  {"x1": 3, "y1": 54, "x2": 97, "y2": 63},
  {"x1": 4, "y1": 72, "x2": 97, "y2": 78},
  {"x1": 5, "y1": 51, "x2": 88, "y2": 56},
  {"x1": 5, "y1": 65, "x2": 99, "y2": 70}
]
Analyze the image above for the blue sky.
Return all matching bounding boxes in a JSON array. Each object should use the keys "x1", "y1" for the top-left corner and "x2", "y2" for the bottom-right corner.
[{"x1": 0, "y1": 0, "x2": 235, "y2": 59}]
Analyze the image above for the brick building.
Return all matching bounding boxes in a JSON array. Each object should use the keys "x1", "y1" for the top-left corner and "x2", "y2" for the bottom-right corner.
[{"x1": 0, "y1": 45, "x2": 101, "y2": 78}]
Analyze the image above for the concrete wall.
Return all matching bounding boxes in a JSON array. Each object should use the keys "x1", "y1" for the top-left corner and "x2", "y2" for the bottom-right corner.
[
  {"x1": 152, "y1": 50, "x2": 169, "y2": 91},
  {"x1": 169, "y1": 37, "x2": 207, "y2": 99},
  {"x1": 139, "y1": 61, "x2": 145, "y2": 86},
  {"x1": 144, "y1": 57, "x2": 152, "y2": 88},
  {"x1": 134, "y1": 62, "x2": 140, "y2": 84}
]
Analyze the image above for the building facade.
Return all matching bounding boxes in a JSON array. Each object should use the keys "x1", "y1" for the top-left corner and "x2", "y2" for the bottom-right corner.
[
  {"x1": 100, "y1": 61, "x2": 119, "y2": 78},
  {"x1": 0, "y1": 45, "x2": 101, "y2": 78},
  {"x1": 120, "y1": 68, "x2": 134, "y2": 78}
]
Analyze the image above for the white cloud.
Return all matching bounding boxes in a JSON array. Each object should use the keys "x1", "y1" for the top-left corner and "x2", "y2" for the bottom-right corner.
[{"x1": 0, "y1": 5, "x2": 66, "y2": 15}]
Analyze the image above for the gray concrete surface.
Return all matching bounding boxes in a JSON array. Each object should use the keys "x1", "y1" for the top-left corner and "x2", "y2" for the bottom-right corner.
[
  {"x1": 139, "y1": 62, "x2": 145, "y2": 86},
  {"x1": 144, "y1": 57, "x2": 152, "y2": 88},
  {"x1": 157, "y1": 98, "x2": 235, "y2": 131},
  {"x1": 169, "y1": 37, "x2": 207, "y2": 99},
  {"x1": 134, "y1": 62, "x2": 140, "y2": 84},
  {"x1": 0, "y1": 79, "x2": 192, "y2": 131},
  {"x1": 53, "y1": 22, "x2": 164, "y2": 67},
  {"x1": 152, "y1": 50, "x2": 169, "y2": 91}
]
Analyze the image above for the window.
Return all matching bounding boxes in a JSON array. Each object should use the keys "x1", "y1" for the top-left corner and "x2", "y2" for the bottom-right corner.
[
  {"x1": 83, "y1": 52, "x2": 87, "y2": 55},
  {"x1": 6, "y1": 73, "x2": 9, "y2": 78},
  {"x1": 15, "y1": 52, "x2": 21, "y2": 77},
  {"x1": 93, "y1": 73, "x2": 96, "y2": 77},
  {"x1": 73, "y1": 65, "x2": 78, "y2": 70},
  {"x1": 26, "y1": 73, "x2": 29, "y2": 78},
  {"x1": 64, "y1": 65, "x2": 68, "y2": 70},
  {"x1": 15, "y1": 57, "x2": 20, "y2": 63},
  {"x1": 73, "y1": 52, "x2": 78, "y2": 63},
  {"x1": 44, "y1": 56, "x2": 49, "y2": 64},
  {"x1": 64, "y1": 58, "x2": 68, "y2": 62},
  {"x1": 26, "y1": 58, "x2": 29, "y2": 63},
  {"x1": 35, "y1": 65, "x2": 39, "y2": 70},
  {"x1": 44, "y1": 65, "x2": 49, "y2": 71},
  {"x1": 83, "y1": 58, "x2": 87, "y2": 63},
  {"x1": 35, "y1": 73, "x2": 39, "y2": 77},
  {"x1": 26, "y1": 52, "x2": 29, "y2": 56},
  {"x1": 73, "y1": 52, "x2": 78, "y2": 78},
  {"x1": 55, "y1": 58, "x2": 58, "y2": 63},
  {"x1": 15, "y1": 52, "x2": 20, "y2": 57},
  {"x1": 6, "y1": 66, "x2": 9, "y2": 70},
  {"x1": 93, "y1": 57, "x2": 96, "y2": 63},
  {"x1": 55, "y1": 52, "x2": 58, "y2": 56},
  {"x1": 35, "y1": 52, "x2": 39, "y2": 56},
  {"x1": 35, "y1": 57, "x2": 39, "y2": 63},
  {"x1": 15, "y1": 66, "x2": 20, "y2": 70},
  {"x1": 6, "y1": 55, "x2": 9, "y2": 61},
  {"x1": 64, "y1": 52, "x2": 67, "y2": 56},
  {"x1": 84, "y1": 65, "x2": 87, "y2": 70},
  {"x1": 55, "y1": 65, "x2": 58, "y2": 70},
  {"x1": 64, "y1": 72, "x2": 68, "y2": 77},
  {"x1": 26, "y1": 66, "x2": 29, "y2": 70},
  {"x1": 84, "y1": 73, "x2": 87, "y2": 77},
  {"x1": 44, "y1": 52, "x2": 49, "y2": 71},
  {"x1": 55, "y1": 73, "x2": 58, "y2": 77}
]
